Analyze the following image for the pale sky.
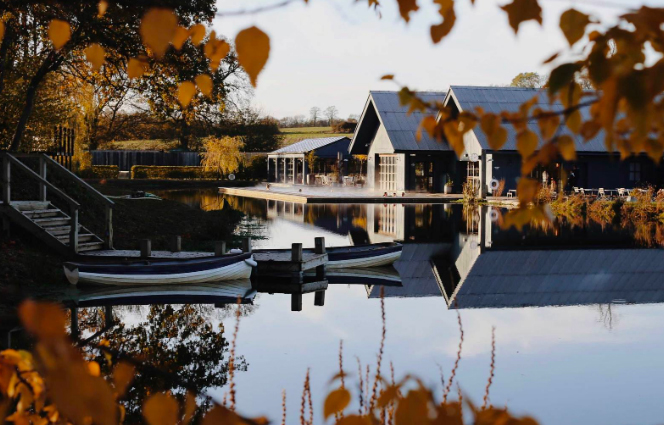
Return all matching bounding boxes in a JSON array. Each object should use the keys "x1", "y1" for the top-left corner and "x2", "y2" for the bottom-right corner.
[{"x1": 212, "y1": 0, "x2": 647, "y2": 120}]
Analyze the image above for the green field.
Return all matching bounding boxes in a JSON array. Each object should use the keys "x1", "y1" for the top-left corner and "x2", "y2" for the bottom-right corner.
[
  {"x1": 279, "y1": 127, "x2": 353, "y2": 146},
  {"x1": 100, "y1": 139, "x2": 179, "y2": 151}
]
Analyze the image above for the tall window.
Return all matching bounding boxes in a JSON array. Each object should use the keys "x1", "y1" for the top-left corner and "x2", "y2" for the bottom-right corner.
[
  {"x1": 379, "y1": 155, "x2": 397, "y2": 191},
  {"x1": 466, "y1": 162, "x2": 480, "y2": 193},
  {"x1": 629, "y1": 162, "x2": 641, "y2": 182}
]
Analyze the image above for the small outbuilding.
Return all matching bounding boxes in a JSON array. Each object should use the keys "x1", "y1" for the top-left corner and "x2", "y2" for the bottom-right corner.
[{"x1": 267, "y1": 136, "x2": 351, "y2": 185}]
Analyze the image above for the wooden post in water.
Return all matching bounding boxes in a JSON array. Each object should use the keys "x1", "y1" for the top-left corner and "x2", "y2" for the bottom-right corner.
[
  {"x1": 242, "y1": 237, "x2": 252, "y2": 253},
  {"x1": 291, "y1": 243, "x2": 303, "y2": 262},
  {"x1": 105, "y1": 206, "x2": 113, "y2": 250},
  {"x1": 170, "y1": 235, "x2": 182, "y2": 252},
  {"x1": 140, "y1": 239, "x2": 152, "y2": 258},
  {"x1": 70, "y1": 307, "x2": 79, "y2": 340},
  {"x1": 314, "y1": 290, "x2": 326, "y2": 306},
  {"x1": 104, "y1": 306, "x2": 113, "y2": 328},
  {"x1": 215, "y1": 241, "x2": 226, "y2": 256},
  {"x1": 291, "y1": 294, "x2": 303, "y2": 312},
  {"x1": 314, "y1": 237, "x2": 326, "y2": 281}
]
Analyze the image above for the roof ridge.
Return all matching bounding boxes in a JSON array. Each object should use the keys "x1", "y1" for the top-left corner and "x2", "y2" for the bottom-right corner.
[{"x1": 451, "y1": 85, "x2": 540, "y2": 90}]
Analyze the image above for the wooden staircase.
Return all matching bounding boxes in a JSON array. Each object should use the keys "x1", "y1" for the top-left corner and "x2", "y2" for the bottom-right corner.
[{"x1": 1, "y1": 152, "x2": 113, "y2": 256}]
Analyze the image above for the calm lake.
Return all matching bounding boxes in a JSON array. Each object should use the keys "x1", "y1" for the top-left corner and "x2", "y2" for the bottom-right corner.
[
  {"x1": 138, "y1": 188, "x2": 664, "y2": 425},
  {"x1": 12, "y1": 188, "x2": 664, "y2": 425}
]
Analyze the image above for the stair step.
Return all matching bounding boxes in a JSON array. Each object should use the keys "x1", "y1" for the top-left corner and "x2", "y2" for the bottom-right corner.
[
  {"x1": 75, "y1": 242, "x2": 105, "y2": 252},
  {"x1": 11, "y1": 201, "x2": 51, "y2": 212},
  {"x1": 57, "y1": 234, "x2": 98, "y2": 244},
  {"x1": 34, "y1": 217, "x2": 70, "y2": 227},
  {"x1": 23, "y1": 209, "x2": 62, "y2": 219},
  {"x1": 45, "y1": 225, "x2": 79, "y2": 236}
]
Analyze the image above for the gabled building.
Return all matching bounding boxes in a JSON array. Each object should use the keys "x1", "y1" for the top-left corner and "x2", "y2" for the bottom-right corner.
[
  {"x1": 349, "y1": 91, "x2": 455, "y2": 193},
  {"x1": 444, "y1": 85, "x2": 664, "y2": 195},
  {"x1": 267, "y1": 136, "x2": 351, "y2": 185}
]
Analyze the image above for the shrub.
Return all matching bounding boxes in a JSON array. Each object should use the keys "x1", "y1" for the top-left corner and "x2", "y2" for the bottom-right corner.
[
  {"x1": 130, "y1": 166, "x2": 219, "y2": 180},
  {"x1": 78, "y1": 165, "x2": 120, "y2": 179}
]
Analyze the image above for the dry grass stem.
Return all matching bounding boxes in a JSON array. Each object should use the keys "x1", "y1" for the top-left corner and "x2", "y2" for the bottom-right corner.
[
  {"x1": 339, "y1": 340, "x2": 345, "y2": 389},
  {"x1": 356, "y1": 357, "x2": 364, "y2": 415},
  {"x1": 281, "y1": 390, "x2": 287, "y2": 425},
  {"x1": 228, "y1": 296, "x2": 242, "y2": 411},
  {"x1": 482, "y1": 327, "x2": 496, "y2": 410},
  {"x1": 369, "y1": 286, "x2": 386, "y2": 412},
  {"x1": 443, "y1": 310, "x2": 464, "y2": 403}
]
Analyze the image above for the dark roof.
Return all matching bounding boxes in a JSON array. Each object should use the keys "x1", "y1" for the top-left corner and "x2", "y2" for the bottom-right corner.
[
  {"x1": 449, "y1": 249, "x2": 664, "y2": 309},
  {"x1": 271, "y1": 137, "x2": 349, "y2": 154},
  {"x1": 449, "y1": 86, "x2": 606, "y2": 153},
  {"x1": 350, "y1": 91, "x2": 452, "y2": 154}
]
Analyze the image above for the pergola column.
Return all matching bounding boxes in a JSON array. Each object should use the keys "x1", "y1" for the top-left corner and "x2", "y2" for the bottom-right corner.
[
  {"x1": 283, "y1": 158, "x2": 286, "y2": 183},
  {"x1": 302, "y1": 156, "x2": 307, "y2": 185},
  {"x1": 274, "y1": 158, "x2": 278, "y2": 182}
]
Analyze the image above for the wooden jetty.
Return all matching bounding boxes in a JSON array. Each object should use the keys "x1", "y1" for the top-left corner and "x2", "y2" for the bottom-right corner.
[{"x1": 253, "y1": 237, "x2": 328, "y2": 311}]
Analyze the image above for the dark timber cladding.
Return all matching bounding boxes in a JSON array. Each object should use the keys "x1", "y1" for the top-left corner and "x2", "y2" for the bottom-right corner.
[
  {"x1": 267, "y1": 136, "x2": 351, "y2": 185},
  {"x1": 350, "y1": 91, "x2": 456, "y2": 193},
  {"x1": 445, "y1": 86, "x2": 664, "y2": 195}
]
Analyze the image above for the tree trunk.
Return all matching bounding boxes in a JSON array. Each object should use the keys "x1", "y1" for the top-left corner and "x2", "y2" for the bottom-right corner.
[
  {"x1": 178, "y1": 119, "x2": 190, "y2": 151},
  {"x1": 0, "y1": 19, "x2": 14, "y2": 97},
  {"x1": 8, "y1": 52, "x2": 60, "y2": 152}
]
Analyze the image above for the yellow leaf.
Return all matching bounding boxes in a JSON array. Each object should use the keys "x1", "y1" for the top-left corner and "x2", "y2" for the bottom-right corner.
[
  {"x1": 183, "y1": 392, "x2": 197, "y2": 425},
  {"x1": 559, "y1": 8, "x2": 590, "y2": 46},
  {"x1": 88, "y1": 361, "x2": 101, "y2": 377},
  {"x1": 140, "y1": 8, "x2": 177, "y2": 58},
  {"x1": 557, "y1": 135, "x2": 576, "y2": 160},
  {"x1": 190, "y1": 24, "x2": 206, "y2": 45},
  {"x1": 500, "y1": 0, "x2": 542, "y2": 34},
  {"x1": 113, "y1": 362, "x2": 135, "y2": 398},
  {"x1": 421, "y1": 116, "x2": 437, "y2": 137},
  {"x1": 431, "y1": 0, "x2": 455, "y2": 43},
  {"x1": 324, "y1": 387, "x2": 351, "y2": 419},
  {"x1": 17, "y1": 301, "x2": 66, "y2": 340},
  {"x1": 98, "y1": 0, "x2": 108, "y2": 17},
  {"x1": 381, "y1": 74, "x2": 394, "y2": 80},
  {"x1": 395, "y1": 389, "x2": 429, "y2": 425},
  {"x1": 143, "y1": 393, "x2": 178, "y2": 425},
  {"x1": 580, "y1": 119, "x2": 601, "y2": 140},
  {"x1": 127, "y1": 57, "x2": 149, "y2": 79},
  {"x1": 204, "y1": 36, "x2": 230, "y2": 64},
  {"x1": 235, "y1": 26, "x2": 270, "y2": 87},
  {"x1": 537, "y1": 114, "x2": 560, "y2": 141},
  {"x1": 84, "y1": 44, "x2": 105, "y2": 71},
  {"x1": 517, "y1": 130, "x2": 538, "y2": 158},
  {"x1": 377, "y1": 385, "x2": 400, "y2": 408},
  {"x1": 396, "y1": 0, "x2": 419, "y2": 22},
  {"x1": 201, "y1": 404, "x2": 244, "y2": 425},
  {"x1": 517, "y1": 178, "x2": 539, "y2": 204},
  {"x1": 480, "y1": 114, "x2": 508, "y2": 150},
  {"x1": 195, "y1": 74, "x2": 213, "y2": 97},
  {"x1": 0, "y1": 21, "x2": 5, "y2": 44},
  {"x1": 178, "y1": 81, "x2": 197, "y2": 107},
  {"x1": 566, "y1": 109, "x2": 582, "y2": 133},
  {"x1": 172, "y1": 26, "x2": 190, "y2": 50},
  {"x1": 48, "y1": 19, "x2": 71, "y2": 50}
]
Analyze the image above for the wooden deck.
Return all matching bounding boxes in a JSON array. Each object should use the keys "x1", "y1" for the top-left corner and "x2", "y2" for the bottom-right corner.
[{"x1": 219, "y1": 186, "x2": 464, "y2": 204}]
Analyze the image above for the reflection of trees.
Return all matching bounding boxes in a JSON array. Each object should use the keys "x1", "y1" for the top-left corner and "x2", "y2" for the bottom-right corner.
[
  {"x1": 596, "y1": 304, "x2": 620, "y2": 330},
  {"x1": 75, "y1": 304, "x2": 249, "y2": 424}
]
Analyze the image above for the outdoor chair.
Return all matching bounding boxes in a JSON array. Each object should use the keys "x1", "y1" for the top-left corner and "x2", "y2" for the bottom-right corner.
[
  {"x1": 507, "y1": 189, "x2": 517, "y2": 198},
  {"x1": 598, "y1": 188, "x2": 606, "y2": 199}
]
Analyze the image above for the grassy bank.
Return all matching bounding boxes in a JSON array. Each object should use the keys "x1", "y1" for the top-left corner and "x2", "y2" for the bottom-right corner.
[{"x1": 280, "y1": 126, "x2": 352, "y2": 146}]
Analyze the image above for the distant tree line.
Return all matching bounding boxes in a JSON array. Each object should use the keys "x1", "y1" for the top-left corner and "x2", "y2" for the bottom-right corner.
[{"x1": 278, "y1": 105, "x2": 359, "y2": 129}]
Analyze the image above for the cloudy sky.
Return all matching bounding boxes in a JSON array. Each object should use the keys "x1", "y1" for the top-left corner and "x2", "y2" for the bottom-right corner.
[{"x1": 212, "y1": 0, "x2": 643, "y2": 120}]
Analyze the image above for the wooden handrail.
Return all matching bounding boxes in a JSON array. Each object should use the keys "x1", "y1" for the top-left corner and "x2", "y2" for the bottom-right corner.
[
  {"x1": 39, "y1": 154, "x2": 114, "y2": 207},
  {"x1": 1, "y1": 152, "x2": 80, "y2": 209}
]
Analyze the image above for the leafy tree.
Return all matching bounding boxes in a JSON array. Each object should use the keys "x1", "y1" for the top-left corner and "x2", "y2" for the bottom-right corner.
[
  {"x1": 310, "y1": 106, "x2": 321, "y2": 126},
  {"x1": 201, "y1": 136, "x2": 244, "y2": 176},
  {"x1": 510, "y1": 72, "x2": 544, "y2": 88}
]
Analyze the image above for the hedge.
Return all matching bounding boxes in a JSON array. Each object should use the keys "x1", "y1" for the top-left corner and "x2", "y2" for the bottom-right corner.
[
  {"x1": 78, "y1": 165, "x2": 120, "y2": 179},
  {"x1": 130, "y1": 166, "x2": 219, "y2": 180}
]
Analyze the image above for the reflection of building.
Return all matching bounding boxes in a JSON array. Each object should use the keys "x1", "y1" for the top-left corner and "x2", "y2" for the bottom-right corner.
[
  {"x1": 267, "y1": 137, "x2": 351, "y2": 185},
  {"x1": 266, "y1": 200, "x2": 367, "y2": 237}
]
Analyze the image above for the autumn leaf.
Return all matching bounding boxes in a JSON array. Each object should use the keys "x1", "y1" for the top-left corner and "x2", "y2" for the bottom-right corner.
[
  {"x1": 172, "y1": 26, "x2": 190, "y2": 50},
  {"x1": 84, "y1": 43, "x2": 105, "y2": 71},
  {"x1": 18, "y1": 301, "x2": 66, "y2": 340},
  {"x1": 420, "y1": 116, "x2": 437, "y2": 137},
  {"x1": 377, "y1": 385, "x2": 401, "y2": 408},
  {"x1": 336, "y1": 415, "x2": 372, "y2": 425},
  {"x1": 537, "y1": 114, "x2": 560, "y2": 141},
  {"x1": 178, "y1": 81, "x2": 197, "y2": 107},
  {"x1": 127, "y1": 57, "x2": 149, "y2": 79},
  {"x1": 431, "y1": 0, "x2": 456, "y2": 43},
  {"x1": 183, "y1": 392, "x2": 197, "y2": 425},
  {"x1": 201, "y1": 404, "x2": 244, "y2": 425},
  {"x1": 381, "y1": 74, "x2": 394, "y2": 80},
  {"x1": 190, "y1": 24, "x2": 206, "y2": 45},
  {"x1": 140, "y1": 8, "x2": 177, "y2": 58},
  {"x1": 98, "y1": 0, "x2": 108, "y2": 17},
  {"x1": 88, "y1": 362, "x2": 101, "y2": 377},
  {"x1": 48, "y1": 19, "x2": 71, "y2": 50},
  {"x1": 516, "y1": 129, "x2": 538, "y2": 158},
  {"x1": 143, "y1": 393, "x2": 178, "y2": 425},
  {"x1": 566, "y1": 110, "x2": 582, "y2": 133},
  {"x1": 516, "y1": 177, "x2": 539, "y2": 204},
  {"x1": 500, "y1": 0, "x2": 542, "y2": 34},
  {"x1": 195, "y1": 74, "x2": 213, "y2": 97},
  {"x1": 324, "y1": 387, "x2": 351, "y2": 419},
  {"x1": 480, "y1": 114, "x2": 508, "y2": 150},
  {"x1": 395, "y1": 390, "x2": 429, "y2": 425},
  {"x1": 560, "y1": 9, "x2": 590, "y2": 46},
  {"x1": 112, "y1": 362, "x2": 135, "y2": 398},
  {"x1": 0, "y1": 21, "x2": 5, "y2": 44},
  {"x1": 557, "y1": 135, "x2": 577, "y2": 160},
  {"x1": 396, "y1": 0, "x2": 419, "y2": 22},
  {"x1": 547, "y1": 63, "x2": 580, "y2": 95},
  {"x1": 235, "y1": 26, "x2": 270, "y2": 87}
]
